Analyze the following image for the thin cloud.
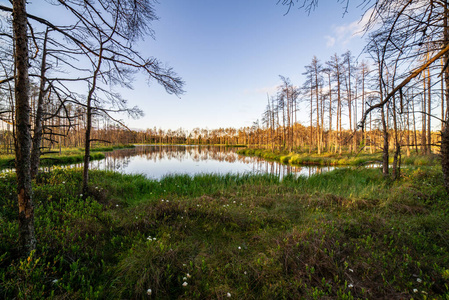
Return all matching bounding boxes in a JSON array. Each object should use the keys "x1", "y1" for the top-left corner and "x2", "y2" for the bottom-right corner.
[
  {"x1": 324, "y1": 8, "x2": 373, "y2": 48},
  {"x1": 325, "y1": 35, "x2": 336, "y2": 47}
]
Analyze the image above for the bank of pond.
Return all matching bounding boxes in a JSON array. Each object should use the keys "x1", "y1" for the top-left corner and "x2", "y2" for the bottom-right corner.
[
  {"x1": 1, "y1": 145, "x2": 438, "y2": 182},
  {"x1": 0, "y1": 165, "x2": 448, "y2": 299},
  {"x1": 237, "y1": 148, "x2": 440, "y2": 167}
]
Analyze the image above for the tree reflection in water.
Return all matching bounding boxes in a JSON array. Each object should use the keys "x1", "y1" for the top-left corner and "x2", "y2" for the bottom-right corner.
[{"x1": 64, "y1": 145, "x2": 337, "y2": 179}]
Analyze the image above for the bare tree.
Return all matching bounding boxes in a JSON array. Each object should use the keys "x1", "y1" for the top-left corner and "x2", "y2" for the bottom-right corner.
[{"x1": 1, "y1": 0, "x2": 184, "y2": 255}]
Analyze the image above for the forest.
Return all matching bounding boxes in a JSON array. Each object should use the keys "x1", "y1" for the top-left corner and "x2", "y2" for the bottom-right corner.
[{"x1": 1, "y1": 0, "x2": 449, "y2": 299}]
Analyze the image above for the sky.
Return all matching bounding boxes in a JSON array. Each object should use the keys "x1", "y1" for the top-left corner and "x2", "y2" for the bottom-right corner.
[
  {"x1": 119, "y1": 0, "x2": 370, "y2": 132},
  {"x1": 3, "y1": 0, "x2": 371, "y2": 132}
]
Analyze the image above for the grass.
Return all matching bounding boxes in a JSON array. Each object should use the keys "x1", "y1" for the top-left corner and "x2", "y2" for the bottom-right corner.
[
  {"x1": 0, "y1": 166, "x2": 448, "y2": 299},
  {"x1": 237, "y1": 148, "x2": 441, "y2": 167},
  {"x1": 0, "y1": 144, "x2": 134, "y2": 169}
]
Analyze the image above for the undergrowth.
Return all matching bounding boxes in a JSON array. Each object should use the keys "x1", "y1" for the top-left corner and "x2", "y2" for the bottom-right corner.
[{"x1": 0, "y1": 167, "x2": 448, "y2": 299}]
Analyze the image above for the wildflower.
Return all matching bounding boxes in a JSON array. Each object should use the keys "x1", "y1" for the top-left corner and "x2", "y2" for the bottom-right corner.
[
  {"x1": 417, "y1": 278, "x2": 422, "y2": 283},
  {"x1": 52, "y1": 279, "x2": 58, "y2": 284},
  {"x1": 116, "y1": 204, "x2": 119, "y2": 207},
  {"x1": 244, "y1": 271, "x2": 247, "y2": 275},
  {"x1": 153, "y1": 237, "x2": 156, "y2": 240},
  {"x1": 348, "y1": 283, "x2": 353, "y2": 288},
  {"x1": 162, "y1": 199, "x2": 165, "y2": 202},
  {"x1": 227, "y1": 292, "x2": 231, "y2": 297},
  {"x1": 238, "y1": 246, "x2": 241, "y2": 250},
  {"x1": 413, "y1": 289, "x2": 418, "y2": 293},
  {"x1": 182, "y1": 282, "x2": 188, "y2": 287},
  {"x1": 186, "y1": 273, "x2": 191, "y2": 278},
  {"x1": 80, "y1": 194, "x2": 83, "y2": 197},
  {"x1": 183, "y1": 277, "x2": 187, "y2": 280},
  {"x1": 349, "y1": 268, "x2": 354, "y2": 273},
  {"x1": 166, "y1": 200, "x2": 169, "y2": 202},
  {"x1": 147, "y1": 288, "x2": 152, "y2": 295}
]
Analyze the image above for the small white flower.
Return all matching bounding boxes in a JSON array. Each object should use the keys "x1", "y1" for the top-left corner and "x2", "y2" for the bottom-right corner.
[
  {"x1": 348, "y1": 283, "x2": 353, "y2": 288},
  {"x1": 238, "y1": 246, "x2": 241, "y2": 250},
  {"x1": 182, "y1": 282, "x2": 188, "y2": 287},
  {"x1": 183, "y1": 277, "x2": 187, "y2": 280},
  {"x1": 349, "y1": 268, "x2": 354, "y2": 273},
  {"x1": 227, "y1": 292, "x2": 231, "y2": 297},
  {"x1": 62, "y1": 181, "x2": 65, "y2": 184},
  {"x1": 162, "y1": 199, "x2": 165, "y2": 202},
  {"x1": 52, "y1": 279, "x2": 58, "y2": 284},
  {"x1": 233, "y1": 201, "x2": 236, "y2": 203},
  {"x1": 413, "y1": 289, "x2": 418, "y2": 293},
  {"x1": 80, "y1": 194, "x2": 83, "y2": 197},
  {"x1": 244, "y1": 271, "x2": 247, "y2": 275},
  {"x1": 153, "y1": 237, "x2": 156, "y2": 240},
  {"x1": 417, "y1": 278, "x2": 422, "y2": 283},
  {"x1": 186, "y1": 273, "x2": 191, "y2": 278},
  {"x1": 183, "y1": 264, "x2": 187, "y2": 267},
  {"x1": 135, "y1": 216, "x2": 138, "y2": 219},
  {"x1": 116, "y1": 204, "x2": 119, "y2": 207},
  {"x1": 146, "y1": 288, "x2": 152, "y2": 295},
  {"x1": 166, "y1": 200, "x2": 169, "y2": 202}
]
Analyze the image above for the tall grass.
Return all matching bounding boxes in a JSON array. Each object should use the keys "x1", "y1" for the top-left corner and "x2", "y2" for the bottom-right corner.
[
  {"x1": 0, "y1": 144, "x2": 134, "y2": 169},
  {"x1": 0, "y1": 167, "x2": 448, "y2": 298},
  {"x1": 238, "y1": 148, "x2": 441, "y2": 167}
]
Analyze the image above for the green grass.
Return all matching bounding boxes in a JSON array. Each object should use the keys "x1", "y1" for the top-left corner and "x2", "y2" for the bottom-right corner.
[
  {"x1": 237, "y1": 148, "x2": 441, "y2": 167},
  {"x1": 0, "y1": 167, "x2": 448, "y2": 299},
  {"x1": 0, "y1": 144, "x2": 134, "y2": 169}
]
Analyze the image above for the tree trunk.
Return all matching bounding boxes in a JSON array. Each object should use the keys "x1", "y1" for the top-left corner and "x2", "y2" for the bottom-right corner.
[
  {"x1": 13, "y1": 0, "x2": 36, "y2": 255},
  {"x1": 82, "y1": 45, "x2": 103, "y2": 197},
  {"x1": 441, "y1": 123, "x2": 449, "y2": 194},
  {"x1": 381, "y1": 106, "x2": 389, "y2": 177},
  {"x1": 427, "y1": 66, "x2": 431, "y2": 154},
  {"x1": 82, "y1": 103, "x2": 92, "y2": 197},
  {"x1": 30, "y1": 29, "x2": 49, "y2": 179},
  {"x1": 443, "y1": 1, "x2": 449, "y2": 194}
]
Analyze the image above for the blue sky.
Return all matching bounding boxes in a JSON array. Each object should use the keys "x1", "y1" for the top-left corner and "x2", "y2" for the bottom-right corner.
[
  {"x1": 121, "y1": 0, "x2": 370, "y2": 131},
  {"x1": 5, "y1": 0, "x2": 370, "y2": 131}
]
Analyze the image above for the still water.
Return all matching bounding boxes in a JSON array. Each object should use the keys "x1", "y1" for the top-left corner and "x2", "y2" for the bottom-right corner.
[{"x1": 81, "y1": 145, "x2": 336, "y2": 180}]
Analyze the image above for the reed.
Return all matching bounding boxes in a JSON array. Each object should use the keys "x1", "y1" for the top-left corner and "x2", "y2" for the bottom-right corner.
[{"x1": 237, "y1": 148, "x2": 440, "y2": 167}]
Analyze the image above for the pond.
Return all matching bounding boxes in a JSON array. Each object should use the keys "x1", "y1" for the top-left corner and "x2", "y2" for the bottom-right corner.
[{"x1": 77, "y1": 145, "x2": 337, "y2": 179}]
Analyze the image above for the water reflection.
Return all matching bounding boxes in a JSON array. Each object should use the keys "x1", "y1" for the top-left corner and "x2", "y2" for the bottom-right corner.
[{"x1": 78, "y1": 145, "x2": 337, "y2": 179}]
